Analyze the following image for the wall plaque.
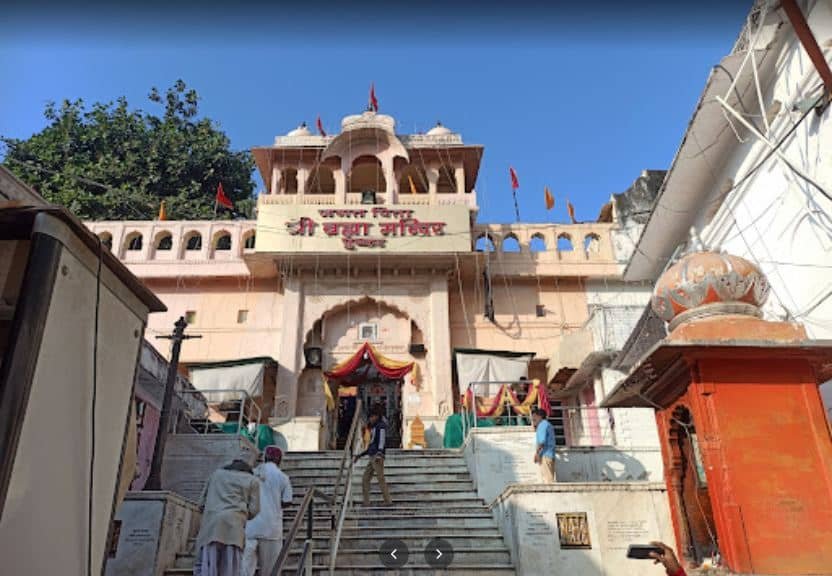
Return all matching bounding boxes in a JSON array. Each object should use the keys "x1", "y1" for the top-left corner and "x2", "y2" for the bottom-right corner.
[{"x1": 556, "y1": 513, "x2": 592, "y2": 549}]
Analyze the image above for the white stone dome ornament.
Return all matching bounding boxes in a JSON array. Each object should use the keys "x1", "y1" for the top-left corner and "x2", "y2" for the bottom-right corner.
[
  {"x1": 286, "y1": 122, "x2": 311, "y2": 137},
  {"x1": 427, "y1": 121, "x2": 452, "y2": 136}
]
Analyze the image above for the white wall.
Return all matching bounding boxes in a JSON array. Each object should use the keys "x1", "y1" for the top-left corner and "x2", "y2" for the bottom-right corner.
[
  {"x1": 105, "y1": 492, "x2": 201, "y2": 576},
  {"x1": 492, "y1": 483, "x2": 674, "y2": 576},
  {"x1": 0, "y1": 238, "x2": 147, "y2": 576},
  {"x1": 271, "y1": 416, "x2": 323, "y2": 451},
  {"x1": 584, "y1": 279, "x2": 653, "y2": 352},
  {"x1": 463, "y1": 428, "x2": 664, "y2": 504},
  {"x1": 692, "y1": 1, "x2": 832, "y2": 417}
]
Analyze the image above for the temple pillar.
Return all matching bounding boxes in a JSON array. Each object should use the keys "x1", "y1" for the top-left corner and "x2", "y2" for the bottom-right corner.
[
  {"x1": 274, "y1": 276, "x2": 305, "y2": 418},
  {"x1": 297, "y1": 167, "x2": 309, "y2": 197},
  {"x1": 333, "y1": 167, "x2": 346, "y2": 204},
  {"x1": 428, "y1": 274, "x2": 452, "y2": 415},
  {"x1": 383, "y1": 156, "x2": 396, "y2": 203},
  {"x1": 454, "y1": 165, "x2": 465, "y2": 195},
  {"x1": 271, "y1": 162, "x2": 281, "y2": 195},
  {"x1": 603, "y1": 251, "x2": 832, "y2": 575},
  {"x1": 427, "y1": 167, "x2": 439, "y2": 203}
]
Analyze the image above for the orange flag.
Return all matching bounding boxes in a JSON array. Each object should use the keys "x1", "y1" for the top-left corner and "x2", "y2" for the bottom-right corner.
[
  {"x1": 567, "y1": 200, "x2": 577, "y2": 223},
  {"x1": 408, "y1": 175, "x2": 418, "y2": 194},
  {"x1": 544, "y1": 186, "x2": 554, "y2": 210},
  {"x1": 158, "y1": 200, "x2": 167, "y2": 221}
]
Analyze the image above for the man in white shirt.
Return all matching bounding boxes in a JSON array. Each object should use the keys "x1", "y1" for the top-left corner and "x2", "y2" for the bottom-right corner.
[{"x1": 242, "y1": 446, "x2": 293, "y2": 576}]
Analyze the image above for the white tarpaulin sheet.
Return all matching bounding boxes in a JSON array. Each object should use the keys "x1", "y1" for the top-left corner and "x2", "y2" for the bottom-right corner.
[
  {"x1": 190, "y1": 361, "x2": 265, "y2": 403},
  {"x1": 455, "y1": 352, "x2": 533, "y2": 396}
]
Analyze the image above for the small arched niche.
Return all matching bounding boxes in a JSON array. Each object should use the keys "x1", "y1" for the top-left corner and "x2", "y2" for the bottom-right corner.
[
  {"x1": 529, "y1": 233, "x2": 546, "y2": 252},
  {"x1": 501, "y1": 234, "x2": 521, "y2": 253},
  {"x1": 475, "y1": 234, "x2": 496, "y2": 252}
]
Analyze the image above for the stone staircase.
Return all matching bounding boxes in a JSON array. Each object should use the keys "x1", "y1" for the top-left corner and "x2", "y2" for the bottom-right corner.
[{"x1": 166, "y1": 449, "x2": 515, "y2": 575}]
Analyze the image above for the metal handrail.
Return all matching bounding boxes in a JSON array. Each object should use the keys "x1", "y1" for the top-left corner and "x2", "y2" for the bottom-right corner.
[
  {"x1": 271, "y1": 487, "x2": 333, "y2": 576},
  {"x1": 176, "y1": 388, "x2": 262, "y2": 437},
  {"x1": 328, "y1": 399, "x2": 364, "y2": 574},
  {"x1": 331, "y1": 399, "x2": 363, "y2": 508}
]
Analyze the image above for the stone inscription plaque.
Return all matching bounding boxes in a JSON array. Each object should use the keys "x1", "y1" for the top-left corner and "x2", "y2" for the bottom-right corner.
[
  {"x1": 557, "y1": 513, "x2": 592, "y2": 549},
  {"x1": 522, "y1": 508, "x2": 552, "y2": 550},
  {"x1": 606, "y1": 519, "x2": 649, "y2": 550},
  {"x1": 487, "y1": 435, "x2": 537, "y2": 482}
]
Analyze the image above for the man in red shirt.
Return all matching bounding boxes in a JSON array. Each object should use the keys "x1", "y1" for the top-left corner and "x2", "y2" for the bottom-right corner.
[{"x1": 649, "y1": 541, "x2": 686, "y2": 576}]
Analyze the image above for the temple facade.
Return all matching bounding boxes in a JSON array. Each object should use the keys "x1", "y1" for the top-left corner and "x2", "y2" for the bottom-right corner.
[{"x1": 86, "y1": 110, "x2": 651, "y2": 450}]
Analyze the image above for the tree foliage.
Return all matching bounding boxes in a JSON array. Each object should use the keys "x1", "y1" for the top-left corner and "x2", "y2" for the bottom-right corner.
[{"x1": 1, "y1": 80, "x2": 255, "y2": 220}]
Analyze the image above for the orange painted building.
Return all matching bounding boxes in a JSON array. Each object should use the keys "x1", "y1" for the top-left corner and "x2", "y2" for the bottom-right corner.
[{"x1": 605, "y1": 251, "x2": 832, "y2": 574}]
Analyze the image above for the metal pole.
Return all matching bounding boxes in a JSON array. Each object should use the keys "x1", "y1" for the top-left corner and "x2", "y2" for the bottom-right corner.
[
  {"x1": 307, "y1": 498, "x2": 314, "y2": 541},
  {"x1": 146, "y1": 316, "x2": 201, "y2": 490},
  {"x1": 781, "y1": 0, "x2": 832, "y2": 96}
]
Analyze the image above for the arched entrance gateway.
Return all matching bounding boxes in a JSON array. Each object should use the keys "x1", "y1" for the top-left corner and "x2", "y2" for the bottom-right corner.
[
  {"x1": 323, "y1": 342, "x2": 414, "y2": 449},
  {"x1": 294, "y1": 295, "x2": 430, "y2": 450}
]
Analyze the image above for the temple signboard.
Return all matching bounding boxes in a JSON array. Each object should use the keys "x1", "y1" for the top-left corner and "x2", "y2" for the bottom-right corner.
[{"x1": 256, "y1": 204, "x2": 471, "y2": 253}]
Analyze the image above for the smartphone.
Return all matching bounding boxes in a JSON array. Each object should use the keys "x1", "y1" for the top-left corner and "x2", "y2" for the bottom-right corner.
[{"x1": 626, "y1": 544, "x2": 664, "y2": 560}]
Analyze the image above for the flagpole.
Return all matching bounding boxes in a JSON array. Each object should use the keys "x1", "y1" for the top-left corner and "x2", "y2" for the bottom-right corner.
[{"x1": 512, "y1": 190, "x2": 520, "y2": 223}]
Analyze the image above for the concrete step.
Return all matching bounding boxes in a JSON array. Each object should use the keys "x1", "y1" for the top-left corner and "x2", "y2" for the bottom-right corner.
[
  {"x1": 285, "y1": 511, "x2": 496, "y2": 526},
  {"x1": 283, "y1": 449, "x2": 462, "y2": 458},
  {"x1": 307, "y1": 535, "x2": 510, "y2": 551},
  {"x1": 290, "y1": 488, "x2": 482, "y2": 501},
  {"x1": 167, "y1": 565, "x2": 516, "y2": 575},
  {"x1": 291, "y1": 473, "x2": 473, "y2": 485},
  {"x1": 183, "y1": 533, "x2": 507, "y2": 558},
  {"x1": 291, "y1": 481, "x2": 475, "y2": 494},
  {"x1": 183, "y1": 526, "x2": 504, "y2": 554},
  {"x1": 174, "y1": 548, "x2": 511, "y2": 570},
  {"x1": 282, "y1": 457, "x2": 465, "y2": 470}
]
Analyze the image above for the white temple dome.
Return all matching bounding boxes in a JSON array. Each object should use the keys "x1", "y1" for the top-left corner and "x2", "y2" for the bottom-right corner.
[
  {"x1": 286, "y1": 122, "x2": 312, "y2": 137},
  {"x1": 427, "y1": 122, "x2": 452, "y2": 136}
]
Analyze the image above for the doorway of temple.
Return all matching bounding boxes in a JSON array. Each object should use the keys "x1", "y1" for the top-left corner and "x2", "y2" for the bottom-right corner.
[
  {"x1": 360, "y1": 377, "x2": 403, "y2": 449},
  {"x1": 326, "y1": 342, "x2": 413, "y2": 450}
]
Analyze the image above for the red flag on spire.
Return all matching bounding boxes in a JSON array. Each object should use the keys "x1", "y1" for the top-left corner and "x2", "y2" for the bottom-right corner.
[
  {"x1": 369, "y1": 83, "x2": 379, "y2": 112},
  {"x1": 567, "y1": 200, "x2": 577, "y2": 223},
  {"x1": 215, "y1": 182, "x2": 234, "y2": 210},
  {"x1": 509, "y1": 167, "x2": 519, "y2": 190},
  {"x1": 316, "y1": 116, "x2": 326, "y2": 137}
]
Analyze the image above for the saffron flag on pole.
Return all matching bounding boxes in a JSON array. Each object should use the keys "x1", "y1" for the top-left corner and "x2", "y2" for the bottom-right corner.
[
  {"x1": 408, "y1": 175, "x2": 418, "y2": 195},
  {"x1": 544, "y1": 186, "x2": 554, "y2": 210},
  {"x1": 216, "y1": 182, "x2": 234, "y2": 210},
  {"x1": 567, "y1": 200, "x2": 577, "y2": 223},
  {"x1": 509, "y1": 166, "x2": 519, "y2": 189},
  {"x1": 158, "y1": 200, "x2": 167, "y2": 221},
  {"x1": 316, "y1": 116, "x2": 326, "y2": 137},
  {"x1": 369, "y1": 83, "x2": 378, "y2": 112}
]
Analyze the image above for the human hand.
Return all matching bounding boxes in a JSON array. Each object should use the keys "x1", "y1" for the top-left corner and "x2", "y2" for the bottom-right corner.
[
  {"x1": 648, "y1": 541, "x2": 682, "y2": 574},
  {"x1": 533, "y1": 454, "x2": 540, "y2": 464}
]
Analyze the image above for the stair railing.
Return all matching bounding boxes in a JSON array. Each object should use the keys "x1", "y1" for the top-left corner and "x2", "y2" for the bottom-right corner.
[
  {"x1": 328, "y1": 399, "x2": 364, "y2": 575},
  {"x1": 270, "y1": 487, "x2": 333, "y2": 576}
]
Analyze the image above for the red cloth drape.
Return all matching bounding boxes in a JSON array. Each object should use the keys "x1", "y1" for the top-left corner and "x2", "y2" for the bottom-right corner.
[{"x1": 324, "y1": 342, "x2": 414, "y2": 381}]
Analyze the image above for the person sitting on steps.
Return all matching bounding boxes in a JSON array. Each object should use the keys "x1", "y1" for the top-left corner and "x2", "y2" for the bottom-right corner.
[{"x1": 354, "y1": 404, "x2": 393, "y2": 507}]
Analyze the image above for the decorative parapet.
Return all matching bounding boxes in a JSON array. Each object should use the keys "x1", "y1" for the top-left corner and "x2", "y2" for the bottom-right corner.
[
  {"x1": 399, "y1": 133, "x2": 464, "y2": 147},
  {"x1": 256, "y1": 193, "x2": 476, "y2": 209},
  {"x1": 84, "y1": 220, "x2": 256, "y2": 278},
  {"x1": 471, "y1": 222, "x2": 617, "y2": 262}
]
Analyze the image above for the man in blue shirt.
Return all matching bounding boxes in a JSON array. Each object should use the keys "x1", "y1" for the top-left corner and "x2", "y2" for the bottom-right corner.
[{"x1": 531, "y1": 408, "x2": 556, "y2": 483}]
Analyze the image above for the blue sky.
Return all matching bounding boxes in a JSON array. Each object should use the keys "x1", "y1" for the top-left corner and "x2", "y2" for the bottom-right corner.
[{"x1": 0, "y1": 3, "x2": 749, "y2": 223}]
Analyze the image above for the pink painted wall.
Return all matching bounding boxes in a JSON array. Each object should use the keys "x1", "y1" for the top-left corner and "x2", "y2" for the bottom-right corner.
[{"x1": 130, "y1": 393, "x2": 161, "y2": 491}]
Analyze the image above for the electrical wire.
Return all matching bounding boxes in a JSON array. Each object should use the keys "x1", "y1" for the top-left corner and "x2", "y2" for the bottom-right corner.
[{"x1": 88, "y1": 236, "x2": 103, "y2": 576}]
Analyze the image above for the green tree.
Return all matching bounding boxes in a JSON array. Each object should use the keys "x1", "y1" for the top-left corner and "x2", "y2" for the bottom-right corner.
[{"x1": 1, "y1": 80, "x2": 255, "y2": 220}]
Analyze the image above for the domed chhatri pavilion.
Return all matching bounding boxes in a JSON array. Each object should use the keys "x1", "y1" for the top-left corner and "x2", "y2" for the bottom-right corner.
[
  {"x1": 604, "y1": 250, "x2": 832, "y2": 575},
  {"x1": 85, "y1": 108, "x2": 633, "y2": 450}
]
